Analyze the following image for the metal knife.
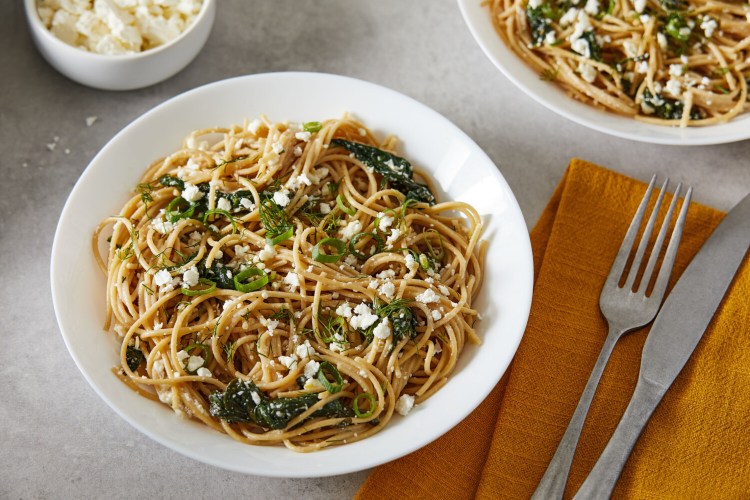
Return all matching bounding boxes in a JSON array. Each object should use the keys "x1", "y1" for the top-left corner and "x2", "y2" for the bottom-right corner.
[{"x1": 574, "y1": 191, "x2": 750, "y2": 500}]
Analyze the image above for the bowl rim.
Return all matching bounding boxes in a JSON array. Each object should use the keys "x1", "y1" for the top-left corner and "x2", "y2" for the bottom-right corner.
[{"x1": 24, "y1": 0, "x2": 215, "y2": 60}]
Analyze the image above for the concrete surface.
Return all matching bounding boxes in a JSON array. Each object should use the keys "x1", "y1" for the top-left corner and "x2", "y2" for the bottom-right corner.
[{"x1": 1, "y1": 1, "x2": 748, "y2": 499}]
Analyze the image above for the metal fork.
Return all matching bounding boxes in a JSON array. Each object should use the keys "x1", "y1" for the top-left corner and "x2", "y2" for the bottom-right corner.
[{"x1": 531, "y1": 176, "x2": 692, "y2": 500}]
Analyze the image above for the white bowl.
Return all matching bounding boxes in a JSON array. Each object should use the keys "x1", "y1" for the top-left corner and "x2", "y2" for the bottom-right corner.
[
  {"x1": 24, "y1": 0, "x2": 216, "y2": 91},
  {"x1": 50, "y1": 72, "x2": 534, "y2": 476},
  {"x1": 457, "y1": 0, "x2": 750, "y2": 146}
]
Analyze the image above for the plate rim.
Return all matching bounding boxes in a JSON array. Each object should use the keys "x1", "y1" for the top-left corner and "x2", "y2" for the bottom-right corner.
[
  {"x1": 50, "y1": 71, "x2": 534, "y2": 477},
  {"x1": 456, "y1": 0, "x2": 750, "y2": 146}
]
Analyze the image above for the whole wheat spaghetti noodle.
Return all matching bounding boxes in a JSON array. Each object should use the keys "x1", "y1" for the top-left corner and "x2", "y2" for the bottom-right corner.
[
  {"x1": 486, "y1": 0, "x2": 750, "y2": 126},
  {"x1": 93, "y1": 115, "x2": 486, "y2": 451}
]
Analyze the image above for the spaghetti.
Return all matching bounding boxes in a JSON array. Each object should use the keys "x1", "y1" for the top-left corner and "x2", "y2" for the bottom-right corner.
[
  {"x1": 486, "y1": 0, "x2": 750, "y2": 126},
  {"x1": 93, "y1": 115, "x2": 486, "y2": 451}
]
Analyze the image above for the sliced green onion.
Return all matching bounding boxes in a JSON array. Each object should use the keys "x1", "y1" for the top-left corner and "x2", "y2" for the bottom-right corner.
[
  {"x1": 418, "y1": 253, "x2": 431, "y2": 270},
  {"x1": 352, "y1": 392, "x2": 377, "y2": 418},
  {"x1": 336, "y1": 194, "x2": 356, "y2": 216},
  {"x1": 303, "y1": 121, "x2": 323, "y2": 133},
  {"x1": 181, "y1": 278, "x2": 217, "y2": 296},
  {"x1": 233, "y1": 267, "x2": 269, "y2": 293},
  {"x1": 312, "y1": 237, "x2": 347, "y2": 263},
  {"x1": 202, "y1": 209, "x2": 237, "y2": 233},
  {"x1": 317, "y1": 361, "x2": 344, "y2": 394},
  {"x1": 348, "y1": 232, "x2": 385, "y2": 260},
  {"x1": 165, "y1": 197, "x2": 195, "y2": 223},
  {"x1": 266, "y1": 227, "x2": 294, "y2": 246}
]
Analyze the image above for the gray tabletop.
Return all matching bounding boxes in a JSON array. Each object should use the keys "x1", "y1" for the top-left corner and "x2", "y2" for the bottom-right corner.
[{"x1": 2, "y1": 1, "x2": 749, "y2": 499}]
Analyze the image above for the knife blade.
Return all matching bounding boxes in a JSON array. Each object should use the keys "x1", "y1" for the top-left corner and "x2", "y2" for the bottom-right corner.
[{"x1": 574, "y1": 191, "x2": 750, "y2": 500}]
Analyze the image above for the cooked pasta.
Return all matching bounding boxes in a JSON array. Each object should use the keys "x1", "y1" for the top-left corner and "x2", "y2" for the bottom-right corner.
[
  {"x1": 93, "y1": 115, "x2": 486, "y2": 451},
  {"x1": 486, "y1": 0, "x2": 750, "y2": 126}
]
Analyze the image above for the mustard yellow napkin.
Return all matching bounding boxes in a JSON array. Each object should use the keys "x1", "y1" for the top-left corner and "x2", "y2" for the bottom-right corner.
[{"x1": 356, "y1": 159, "x2": 750, "y2": 499}]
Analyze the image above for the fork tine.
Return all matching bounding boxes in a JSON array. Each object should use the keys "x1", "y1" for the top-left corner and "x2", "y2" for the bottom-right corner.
[
  {"x1": 605, "y1": 175, "x2": 657, "y2": 288},
  {"x1": 637, "y1": 183, "x2": 682, "y2": 294},
  {"x1": 650, "y1": 186, "x2": 692, "y2": 300},
  {"x1": 623, "y1": 177, "x2": 669, "y2": 291}
]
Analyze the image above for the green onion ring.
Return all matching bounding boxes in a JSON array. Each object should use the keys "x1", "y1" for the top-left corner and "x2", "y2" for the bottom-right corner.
[
  {"x1": 317, "y1": 361, "x2": 344, "y2": 394},
  {"x1": 181, "y1": 278, "x2": 217, "y2": 296},
  {"x1": 348, "y1": 232, "x2": 384, "y2": 260},
  {"x1": 165, "y1": 197, "x2": 195, "y2": 223},
  {"x1": 202, "y1": 208, "x2": 237, "y2": 233},
  {"x1": 352, "y1": 392, "x2": 377, "y2": 418},
  {"x1": 312, "y1": 237, "x2": 347, "y2": 263},
  {"x1": 336, "y1": 194, "x2": 356, "y2": 216},
  {"x1": 233, "y1": 267, "x2": 269, "y2": 293},
  {"x1": 266, "y1": 228, "x2": 294, "y2": 246}
]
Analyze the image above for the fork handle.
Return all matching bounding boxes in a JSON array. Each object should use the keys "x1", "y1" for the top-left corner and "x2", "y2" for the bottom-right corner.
[
  {"x1": 531, "y1": 326, "x2": 624, "y2": 500},
  {"x1": 573, "y1": 377, "x2": 665, "y2": 500}
]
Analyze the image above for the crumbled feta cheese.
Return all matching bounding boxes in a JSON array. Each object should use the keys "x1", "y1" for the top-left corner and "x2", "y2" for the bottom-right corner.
[
  {"x1": 258, "y1": 243, "x2": 277, "y2": 261},
  {"x1": 239, "y1": 197, "x2": 255, "y2": 210},
  {"x1": 296, "y1": 341, "x2": 316, "y2": 359},
  {"x1": 404, "y1": 253, "x2": 418, "y2": 274},
  {"x1": 528, "y1": 0, "x2": 542, "y2": 7},
  {"x1": 386, "y1": 228, "x2": 402, "y2": 248},
  {"x1": 701, "y1": 17, "x2": 717, "y2": 38},
  {"x1": 196, "y1": 367, "x2": 212, "y2": 378},
  {"x1": 272, "y1": 189, "x2": 291, "y2": 207},
  {"x1": 395, "y1": 394, "x2": 415, "y2": 416},
  {"x1": 572, "y1": 38, "x2": 591, "y2": 58},
  {"x1": 640, "y1": 14, "x2": 651, "y2": 24},
  {"x1": 657, "y1": 32, "x2": 667, "y2": 51},
  {"x1": 438, "y1": 285, "x2": 450, "y2": 296},
  {"x1": 378, "y1": 282, "x2": 396, "y2": 299},
  {"x1": 278, "y1": 355, "x2": 297, "y2": 369},
  {"x1": 176, "y1": 350, "x2": 189, "y2": 364},
  {"x1": 217, "y1": 197, "x2": 231, "y2": 212},
  {"x1": 349, "y1": 303, "x2": 379, "y2": 330},
  {"x1": 251, "y1": 390, "x2": 261, "y2": 405},
  {"x1": 182, "y1": 182, "x2": 204, "y2": 202},
  {"x1": 344, "y1": 254, "x2": 358, "y2": 267},
  {"x1": 678, "y1": 27, "x2": 690, "y2": 38},
  {"x1": 368, "y1": 280, "x2": 379, "y2": 290},
  {"x1": 636, "y1": 60, "x2": 649, "y2": 74},
  {"x1": 372, "y1": 318, "x2": 391, "y2": 339},
  {"x1": 303, "y1": 359, "x2": 320, "y2": 379},
  {"x1": 154, "y1": 269, "x2": 178, "y2": 292},
  {"x1": 283, "y1": 272, "x2": 300, "y2": 292},
  {"x1": 336, "y1": 302, "x2": 353, "y2": 318},
  {"x1": 151, "y1": 212, "x2": 175, "y2": 234},
  {"x1": 186, "y1": 355, "x2": 203, "y2": 372},
  {"x1": 272, "y1": 142, "x2": 284, "y2": 154},
  {"x1": 153, "y1": 322, "x2": 163, "y2": 330},
  {"x1": 665, "y1": 78, "x2": 682, "y2": 97},
  {"x1": 560, "y1": 8, "x2": 579, "y2": 26},
  {"x1": 378, "y1": 214, "x2": 394, "y2": 232},
  {"x1": 295, "y1": 131, "x2": 312, "y2": 142},
  {"x1": 544, "y1": 30, "x2": 557, "y2": 45},
  {"x1": 584, "y1": 0, "x2": 599, "y2": 16},
  {"x1": 247, "y1": 119, "x2": 262, "y2": 134},
  {"x1": 415, "y1": 288, "x2": 440, "y2": 304},
  {"x1": 304, "y1": 378, "x2": 323, "y2": 391},
  {"x1": 431, "y1": 310, "x2": 443, "y2": 321},
  {"x1": 339, "y1": 220, "x2": 363, "y2": 240},
  {"x1": 633, "y1": 0, "x2": 646, "y2": 13},
  {"x1": 287, "y1": 174, "x2": 312, "y2": 191},
  {"x1": 182, "y1": 266, "x2": 199, "y2": 287},
  {"x1": 319, "y1": 202, "x2": 331, "y2": 214}
]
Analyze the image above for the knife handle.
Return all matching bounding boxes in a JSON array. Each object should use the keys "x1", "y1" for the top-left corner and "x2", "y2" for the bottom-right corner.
[{"x1": 573, "y1": 377, "x2": 666, "y2": 500}]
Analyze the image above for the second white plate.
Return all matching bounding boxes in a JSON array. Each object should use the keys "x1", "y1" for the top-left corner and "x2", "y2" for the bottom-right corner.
[{"x1": 458, "y1": 0, "x2": 750, "y2": 146}]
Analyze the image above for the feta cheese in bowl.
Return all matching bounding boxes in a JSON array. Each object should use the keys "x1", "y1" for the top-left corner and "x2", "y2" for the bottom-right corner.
[{"x1": 24, "y1": 0, "x2": 216, "y2": 90}]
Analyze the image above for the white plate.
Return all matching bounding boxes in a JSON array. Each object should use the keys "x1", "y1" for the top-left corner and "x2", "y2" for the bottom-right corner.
[
  {"x1": 50, "y1": 72, "x2": 533, "y2": 477},
  {"x1": 457, "y1": 0, "x2": 750, "y2": 146}
]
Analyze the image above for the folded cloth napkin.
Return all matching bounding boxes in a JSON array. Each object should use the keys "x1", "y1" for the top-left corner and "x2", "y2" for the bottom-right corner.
[{"x1": 356, "y1": 159, "x2": 750, "y2": 499}]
